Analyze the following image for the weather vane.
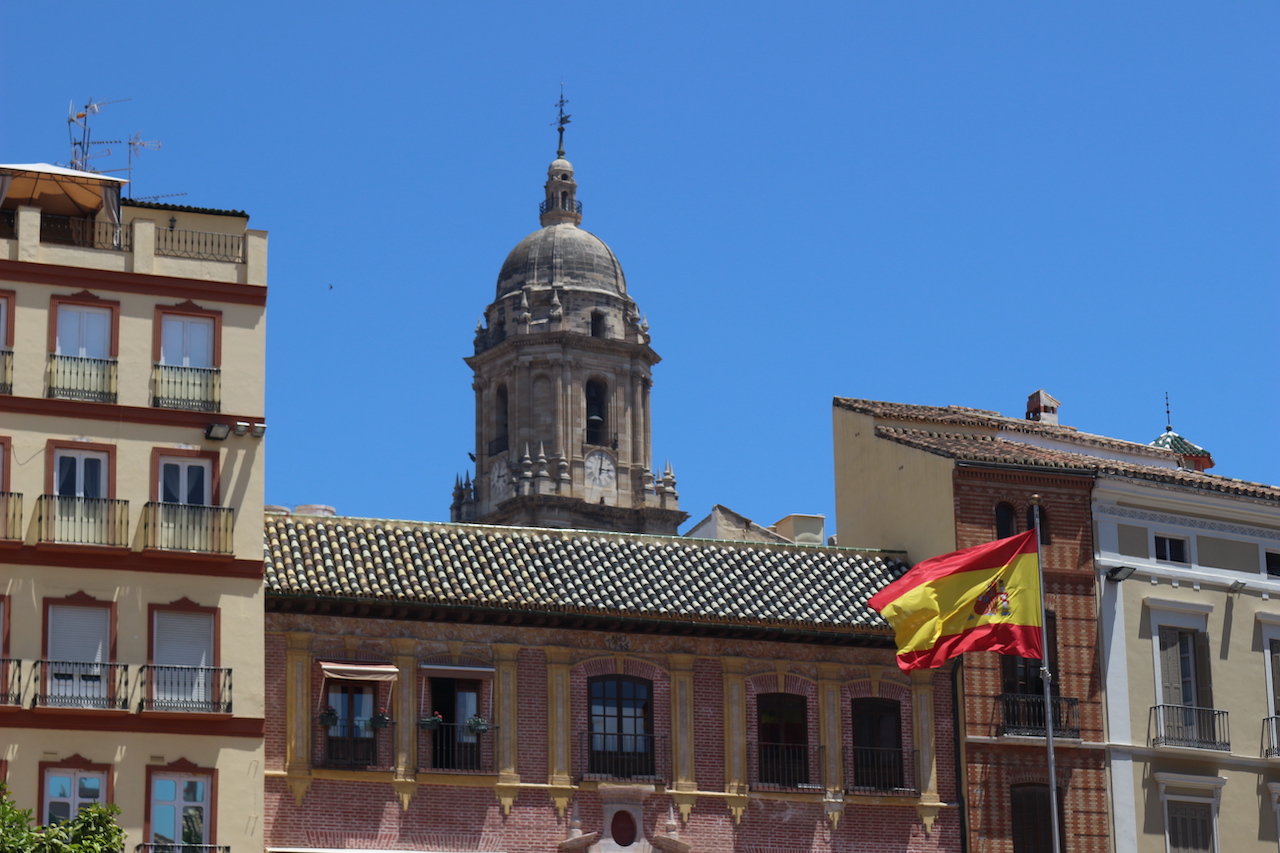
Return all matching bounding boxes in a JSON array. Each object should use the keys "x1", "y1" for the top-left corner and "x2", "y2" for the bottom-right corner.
[{"x1": 553, "y1": 85, "x2": 571, "y2": 157}]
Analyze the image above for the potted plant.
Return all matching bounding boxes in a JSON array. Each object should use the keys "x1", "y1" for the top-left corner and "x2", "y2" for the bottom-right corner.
[
  {"x1": 419, "y1": 710, "x2": 444, "y2": 731},
  {"x1": 466, "y1": 714, "x2": 489, "y2": 734},
  {"x1": 317, "y1": 705, "x2": 339, "y2": 727},
  {"x1": 371, "y1": 707, "x2": 392, "y2": 729}
]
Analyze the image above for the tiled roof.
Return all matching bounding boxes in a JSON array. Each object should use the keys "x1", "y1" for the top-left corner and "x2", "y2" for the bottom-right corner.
[
  {"x1": 122, "y1": 198, "x2": 249, "y2": 218},
  {"x1": 264, "y1": 514, "x2": 907, "y2": 634},
  {"x1": 1151, "y1": 428, "x2": 1210, "y2": 457},
  {"x1": 877, "y1": 427, "x2": 1280, "y2": 502}
]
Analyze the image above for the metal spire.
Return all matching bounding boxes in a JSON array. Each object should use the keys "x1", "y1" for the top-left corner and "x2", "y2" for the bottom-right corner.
[
  {"x1": 1165, "y1": 391, "x2": 1173, "y2": 432},
  {"x1": 553, "y1": 85, "x2": 571, "y2": 157}
]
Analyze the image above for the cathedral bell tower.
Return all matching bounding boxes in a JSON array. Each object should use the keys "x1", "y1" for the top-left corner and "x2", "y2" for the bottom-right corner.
[{"x1": 450, "y1": 117, "x2": 686, "y2": 534}]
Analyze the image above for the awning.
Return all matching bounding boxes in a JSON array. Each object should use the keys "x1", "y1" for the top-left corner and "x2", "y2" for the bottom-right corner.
[
  {"x1": 319, "y1": 661, "x2": 399, "y2": 682},
  {"x1": 419, "y1": 663, "x2": 496, "y2": 680},
  {"x1": 0, "y1": 163, "x2": 126, "y2": 218}
]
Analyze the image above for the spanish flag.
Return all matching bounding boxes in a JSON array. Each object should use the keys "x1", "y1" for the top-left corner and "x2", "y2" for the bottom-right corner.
[{"x1": 868, "y1": 530, "x2": 1043, "y2": 672}]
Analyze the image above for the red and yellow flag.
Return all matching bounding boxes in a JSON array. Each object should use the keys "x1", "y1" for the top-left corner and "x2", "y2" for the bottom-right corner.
[{"x1": 868, "y1": 530, "x2": 1043, "y2": 672}]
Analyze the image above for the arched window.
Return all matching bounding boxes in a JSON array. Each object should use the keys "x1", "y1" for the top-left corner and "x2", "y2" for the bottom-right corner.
[
  {"x1": 1010, "y1": 783, "x2": 1065, "y2": 853},
  {"x1": 849, "y1": 698, "x2": 904, "y2": 791},
  {"x1": 591, "y1": 312, "x2": 605, "y2": 338},
  {"x1": 588, "y1": 675, "x2": 653, "y2": 779},
  {"x1": 585, "y1": 380, "x2": 608, "y2": 446},
  {"x1": 996, "y1": 502, "x2": 1017, "y2": 539},
  {"x1": 1026, "y1": 506, "x2": 1050, "y2": 545},
  {"x1": 560, "y1": 190, "x2": 569, "y2": 210},
  {"x1": 757, "y1": 693, "x2": 808, "y2": 787},
  {"x1": 492, "y1": 385, "x2": 509, "y2": 455}
]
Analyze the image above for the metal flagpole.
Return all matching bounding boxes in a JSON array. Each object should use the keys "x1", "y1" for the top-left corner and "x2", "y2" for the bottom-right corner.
[{"x1": 1031, "y1": 495, "x2": 1062, "y2": 853}]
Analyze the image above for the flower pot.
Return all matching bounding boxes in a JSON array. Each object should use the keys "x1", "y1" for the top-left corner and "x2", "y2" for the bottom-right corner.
[
  {"x1": 371, "y1": 714, "x2": 392, "y2": 730},
  {"x1": 466, "y1": 717, "x2": 489, "y2": 734},
  {"x1": 419, "y1": 717, "x2": 442, "y2": 731},
  {"x1": 318, "y1": 711, "x2": 338, "y2": 727}
]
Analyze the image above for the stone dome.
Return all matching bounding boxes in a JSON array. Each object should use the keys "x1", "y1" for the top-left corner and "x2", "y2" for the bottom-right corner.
[{"x1": 495, "y1": 223, "x2": 627, "y2": 298}]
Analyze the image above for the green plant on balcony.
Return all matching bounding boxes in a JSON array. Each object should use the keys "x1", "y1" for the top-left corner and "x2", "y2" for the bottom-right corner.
[{"x1": 466, "y1": 714, "x2": 489, "y2": 734}]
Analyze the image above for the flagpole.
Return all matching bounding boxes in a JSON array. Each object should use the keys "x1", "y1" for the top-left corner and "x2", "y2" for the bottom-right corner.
[{"x1": 1032, "y1": 496, "x2": 1062, "y2": 853}]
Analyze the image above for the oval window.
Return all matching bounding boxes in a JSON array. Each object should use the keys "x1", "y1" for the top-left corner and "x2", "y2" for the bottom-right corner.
[{"x1": 611, "y1": 809, "x2": 637, "y2": 847}]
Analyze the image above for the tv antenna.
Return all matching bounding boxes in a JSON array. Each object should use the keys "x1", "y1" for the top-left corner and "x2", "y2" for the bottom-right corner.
[
  {"x1": 552, "y1": 84, "x2": 571, "y2": 157},
  {"x1": 133, "y1": 192, "x2": 188, "y2": 203},
  {"x1": 123, "y1": 131, "x2": 163, "y2": 198},
  {"x1": 67, "y1": 97, "x2": 130, "y2": 171}
]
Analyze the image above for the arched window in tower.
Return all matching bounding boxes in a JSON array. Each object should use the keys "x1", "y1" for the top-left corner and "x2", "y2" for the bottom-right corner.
[
  {"x1": 585, "y1": 380, "x2": 608, "y2": 446},
  {"x1": 1026, "y1": 506, "x2": 1050, "y2": 545},
  {"x1": 492, "y1": 385, "x2": 509, "y2": 455},
  {"x1": 560, "y1": 190, "x2": 569, "y2": 211},
  {"x1": 995, "y1": 502, "x2": 1016, "y2": 539},
  {"x1": 591, "y1": 312, "x2": 605, "y2": 338}
]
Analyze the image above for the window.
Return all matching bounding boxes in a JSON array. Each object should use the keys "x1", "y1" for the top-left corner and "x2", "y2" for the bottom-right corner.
[
  {"x1": 1156, "y1": 627, "x2": 1220, "y2": 748},
  {"x1": 150, "y1": 772, "x2": 210, "y2": 848},
  {"x1": 152, "y1": 307, "x2": 221, "y2": 412},
  {"x1": 996, "y1": 502, "x2": 1016, "y2": 539},
  {"x1": 1268, "y1": 639, "x2": 1280, "y2": 757},
  {"x1": 1167, "y1": 801, "x2": 1213, "y2": 853},
  {"x1": 43, "y1": 767, "x2": 105, "y2": 824},
  {"x1": 848, "y1": 698, "x2": 903, "y2": 791},
  {"x1": 56, "y1": 304, "x2": 111, "y2": 360},
  {"x1": 48, "y1": 445, "x2": 116, "y2": 545},
  {"x1": 757, "y1": 693, "x2": 808, "y2": 787},
  {"x1": 45, "y1": 603, "x2": 113, "y2": 708},
  {"x1": 426, "y1": 678, "x2": 481, "y2": 770},
  {"x1": 159, "y1": 315, "x2": 214, "y2": 369},
  {"x1": 150, "y1": 608, "x2": 217, "y2": 712},
  {"x1": 0, "y1": 290, "x2": 12, "y2": 395},
  {"x1": 590, "y1": 312, "x2": 605, "y2": 338},
  {"x1": 1026, "y1": 506, "x2": 1050, "y2": 545},
  {"x1": 324, "y1": 682, "x2": 377, "y2": 767},
  {"x1": 159, "y1": 457, "x2": 212, "y2": 506},
  {"x1": 491, "y1": 385, "x2": 509, "y2": 455},
  {"x1": 589, "y1": 675, "x2": 654, "y2": 779},
  {"x1": 1266, "y1": 552, "x2": 1280, "y2": 578},
  {"x1": 1155, "y1": 536, "x2": 1189, "y2": 564},
  {"x1": 55, "y1": 448, "x2": 107, "y2": 499},
  {"x1": 585, "y1": 380, "x2": 608, "y2": 446},
  {"x1": 1010, "y1": 783, "x2": 1065, "y2": 853},
  {"x1": 47, "y1": 295, "x2": 119, "y2": 402}
]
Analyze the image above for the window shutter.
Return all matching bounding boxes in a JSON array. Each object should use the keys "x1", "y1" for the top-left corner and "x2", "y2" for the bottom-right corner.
[
  {"x1": 154, "y1": 611, "x2": 212, "y2": 667},
  {"x1": 1158, "y1": 628, "x2": 1182, "y2": 706},
  {"x1": 48, "y1": 606, "x2": 109, "y2": 663},
  {"x1": 1270, "y1": 639, "x2": 1280, "y2": 716},
  {"x1": 1168, "y1": 801, "x2": 1213, "y2": 853},
  {"x1": 1192, "y1": 631, "x2": 1213, "y2": 710}
]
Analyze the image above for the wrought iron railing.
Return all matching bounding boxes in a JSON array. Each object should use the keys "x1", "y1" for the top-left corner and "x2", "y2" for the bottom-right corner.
[
  {"x1": 155, "y1": 228, "x2": 244, "y2": 262},
  {"x1": 748, "y1": 742, "x2": 826, "y2": 791},
  {"x1": 40, "y1": 214, "x2": 130, "y2": 251},
  {"x1": 0, "y1": 348, "x2": 11, "y2": 394},
  {"x1": 419, "y1": 722, "x2": 498, "y2": 774},
  {"x1": 140, "y1": 665, "x2": 232, "y2": 713},
  {"x1": 37, "y1": 495, "x2": 129, "y2": 546},
  {"x1": 315, "y1": 719, "x2": 394, "y2": 770},
  {"x1": 576, "y1": 731, "x2": 669, "y2": 783},
  {"x1": 152, "y1": 364, "x2": 221, "y2": 412},
  {"x1": 1150, "y1": 704, "x2": 1230, "y2": 751},
  {"x1": 143, "y1": 503, "x2": 234, "y2": 555},
  {"x1": 136, "y1": 844, "x2": 231, "y2": 853},
  {"x1": 1265, "y1": 716, "x2": 1280, "y2": 758},
  {"x1": 844, "y1": 746, "x2": 918, "y2": 794},
  {"x1": 34, "y1": 660, "x2": 129, "y2": 709},
  {"x1": 539, "y1": 199, "x2": 583, "y2": 215},
  {"x1": 999, "y1": 694, "x2": 1081, "y2": 739},
  {"x1": 0, "y1": 209, "x2": 14, "y2": 239},
  {"x1": 47, "y1": 354, "x2": 118, "y2": 403},
  {"x1": 0, "y1": 659, "x2": 20, "y2": 705},
  {"x1": 0, "y1": 492, "x2": 21, "y2": 540}
]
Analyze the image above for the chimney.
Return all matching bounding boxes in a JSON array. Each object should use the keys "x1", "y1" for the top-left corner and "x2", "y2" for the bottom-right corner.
[{"x1": 1025, "y1": 390, "x2": 1061, "y2": 426}]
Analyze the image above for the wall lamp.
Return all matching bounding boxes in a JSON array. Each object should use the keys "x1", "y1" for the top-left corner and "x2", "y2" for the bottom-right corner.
[
  {"x1": 1229, "y1": 580, "x2": 1247, "y2": 593},
  {"x1": 250, "y1": 423, "x2": 267, "y2": 439},
  {"x1": 1106, "y1": 565, "x2": 1137, "y2": 582},
  {"x1": 169, "y1": 216, "x2": 177, "y2": 231},
  {"x1": 234, "y1": 422, "x2": 251, "y2": 436},
  {"x1": 205, "y1": 423, "x2": 232, "y2": 441}
]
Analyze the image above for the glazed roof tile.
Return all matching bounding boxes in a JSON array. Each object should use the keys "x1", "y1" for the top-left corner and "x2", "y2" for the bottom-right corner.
[
  {"x1": 877, "y1": 427, "x2": 1280, "y2": 502},
  {"x1": 264, "y1": 515, "x2": 907, "y2": 633}
]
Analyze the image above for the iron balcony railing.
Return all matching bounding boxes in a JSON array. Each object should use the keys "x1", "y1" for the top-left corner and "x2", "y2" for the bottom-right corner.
[
  {"x1": 0, "y1": 348, "x2": 11, "y2": 394},
  {"x1": 419, "y1": 722, "x2": 498, "y2": 774},
  {"x1": 34, "y1": 660, "x2": 129, "y2": 709},
  {"x1": 136, "y1": 845, "x2": 231, "y2": 853},
  {"x1": 576, "y1": 731, "x2": 669, "y2": 783},
  {"x1": 143, "y1": 503, "x2": 234, "y2": 555},
  {"x1": 37, "y1": 495, "x2": 129, "y2": 546},
  {"x1": 155, "y1": 228, "x2": 244, "y2": 262},
  {"x1": 0, "y1": 492, "x2": 22, "y2": 540},
  {"x1": 844, "y1": 746, "x2": 918, "y2": 795},
  {"x1": 40, "y1": 214, "x2": 131, "y2": 251},
  {"x1": 999, "y1": 694, "x2": 1081, "y2": 739},
  {"x1": 47, "y1": 354, "x2": 118, "y2": 403},
  {"x1": 1, "y1": 659, "x2": 20, "y2": 705},
  {"x1": 0, "y1": 208, "x2": 14, "y2": 239},
  {"x1": 1265, "y1": 716, "x2": 1280, "y2": 758},
  {"x1": 152, "y1": 364, "x2": 221, "y2": 412},
  {"x1": 748, "y1": 742, "x2": 826, "y2": 792},
  {"x1": 1150, "y1": 704, "x2": 1230, "y2": 751},
  {"x1": 140, "y1": 665, "x2": 231, "y2": 713},
  {"x1": 316, "y1": 719, "x2": 394, "y2": 770},
  {"x1": 539, "y1": 198, "x2": 583, "y2": 216}
]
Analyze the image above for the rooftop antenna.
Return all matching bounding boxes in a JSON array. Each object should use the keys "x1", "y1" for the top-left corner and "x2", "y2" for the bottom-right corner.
[
  {"x1": 1165, "y1": 392, "x2": 1173, "y2": 433},
  {"x1": 67, "y1": 97, "x2": 129, "y2": 172},
  {"x1": 553, "y1": 84, "x2": 571, "y2": 157},
  {"x1": 124, "y1": 131, "x2": 163, "y2": 199},
  {"x1": 133, "y1": 192, "x2": 188, "y2": 203}
]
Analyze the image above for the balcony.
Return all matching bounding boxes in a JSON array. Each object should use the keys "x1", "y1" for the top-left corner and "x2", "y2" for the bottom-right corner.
[
  {"x1": 576, "y1": 731, "x2": 669, "y2": 783},
  {"x1": 999, "y1": 694, "x2": 1081, "y2": 739},
  {"x1": 0, "y1": 492, "x2": 21, "y2": 540},
  {"x1": 136, "y1": 845, "x2": 231, "y2": 853},
  {"x1": 1150, "y1": 704, "x2": 1230, "y2": 751},
  {"x1": 40, "y1": 214, "x2": 131, "y2": 251},
  {"x1": 1265, "y1": 716, "x2": 1280, "y2": 758},
  {"x1": 152, "y1": 364, "x2": 221, "y2": 412},
  {"x1": 1, "y1": 659, "x2": 20, "y2": 705},
  {"x1": 0, "y1": 348, "x2": 11, "y2": 394},
  {"x1": 47, "y1": 354, "x2": 118, "y2": 403},
  {"x1": 844, "y1": 746, "x2": 918, "y2": 795},
  {"x1": 140, "y1": 665, "x2": 232, "y2": 714},
  {"x1": 155, "y1": 227, "x2": 244, "y2": 262},
  {"x1": 143, "y1": 503, "x2": 234, "y2": 555},
  {"x1": 539, "y1": 198, "x2": 583, "y2": 216},
  {"x1": 315, "y1": 720, "x2": 394, "y2": 770},
  {"x1": 419, "y1": 722, "x2": 499, "y2": 774},
  {"x1": 34, "y1": 660, "x2": 130, "y2": 709},
  {"x1": 748, "y1": 742, "x2": 826, "y2": 792},
  {"x1": 37, "y1": 496, "x2": 129, "y2": 546}
]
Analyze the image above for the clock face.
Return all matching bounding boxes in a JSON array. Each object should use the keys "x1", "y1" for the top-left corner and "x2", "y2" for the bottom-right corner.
[
  {"x1": 489, "y1": 463, "x2": 511, "y2": 501},
  {"x1": 584, "y1": 450, "x2": 617, "y2": 490}
]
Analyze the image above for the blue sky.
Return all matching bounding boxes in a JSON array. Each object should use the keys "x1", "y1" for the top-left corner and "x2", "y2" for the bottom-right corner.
[{"x1": 2, "y1": 3, "x2": 1276, "y2": 539}]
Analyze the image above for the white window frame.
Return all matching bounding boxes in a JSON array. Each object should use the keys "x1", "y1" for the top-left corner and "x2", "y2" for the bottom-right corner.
[
  {"x1": 54, "y1": 449, "x2": 109, "y2": 499},
  {"x1": 158, "y1": 456, "x2": 212, "y2": 506},
  {"x1": 55, "y1": 304, "x2": 111, "y2": 360},
  {"x1": 1154, "y1": 534, "x2": 1192, "y2": 565},
  {"x1": 43, "y1": 767, "x2": 106, "y2": 824},
  {"x1": 150, "y1": 771, "x2": 211, "y2": 846},
  {"x1": 153, "y1": 610, "x2": 215, "y2": 707},
  {"x1": 1146, "y1": 598, "x2": 1213, "y2": 709},
  {"x1": 159, "y1": 314, "x2": 214, "y2": 369},
  {"x1": 1154, "y1": 772, "x2": 1224, "y2": 853}
]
